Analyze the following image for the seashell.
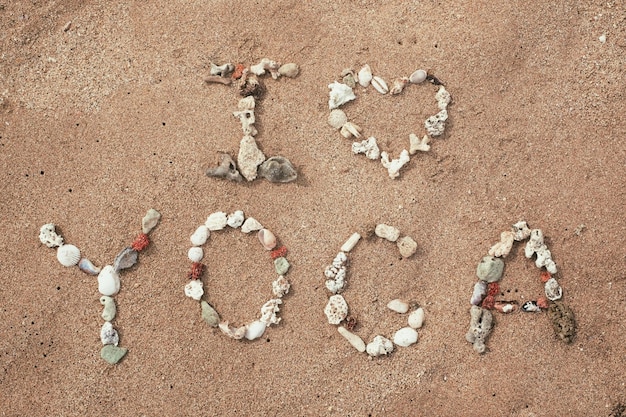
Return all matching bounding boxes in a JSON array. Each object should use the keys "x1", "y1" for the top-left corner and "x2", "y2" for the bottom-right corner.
[
  {"x1": 338, "y1": 326, "x2": 366, "y2": 352},
  {"x1": 328, "y1": 81, "x2": 356, "y2": 110},
  {"x1": 352, "y1": 137, "x2": 380, "y2": 160},
  {"x1": 358, "y1": 64, "x2": 372, "y2": 87},
  {"x1": 375, "y1": 224, "x2": 401, "y2": 242},
  {"x1": 57, "y1": 244, "x2": 81, "y2": 267},
  {"x1": 100, "y1": 296, "x2": 116, "y2": 321},
  {"x1": 258, "y1": 156, "x2": 298, "y2": 183},
  {"x1": 390, "y1": 77, "x2": 409, "y2": 95},
  {"x1": 340, "y1": 121, "x2": 362, "y2": 139},
  {"x1": 409, "y1": 133, "x2": 431, "y2": 154},
  {"x1": 272, "y1": 275, "x2": 291, "y2": 298},
  {"x1": 78, "y1": 257, "x2": 101, "y2": 275},
  {"x1": 184, "y1": 279, "x2": 203, "y2": 301},
  {"x1": 219, "y1": 321, "x2": 246, "y2": 339},
  {"x1": 544, "y1": 277, "x2": 563, "y2": 301},
  {"x1": 100, "y1": 345, "x2": 127, "y2": 365},
  {"x1": 278, "y1": 63, "x2": 299, "y2": 78},
  {"x1": 244, "y1": 320, "x2": 267, "y2": 340},
  {"x1": 241, "y1": 217, "x2": 263, "y2": 233},
  {"x1": 39, "y1": 223, "x2": 64, "y2": 248},
  {"x1": 98, "y1": 265, "x2": 121, "y2": 296},
  {"x1": 328, "y1": 109, "x2": 348, "y2": 129},
  {"x1": 340, "y1": 232, "x2": 361, "y2": 253},
  {"x1": 393, "y1": 327, "x2": 418, "y2": 347},
  {"x1": 424, "y1": 109, "x2": 448, "y2": 137},
  {"x1": 190, "y1": 225, "x2": 210, "y2": 246},
  {"x1": 100, "y1": 321, "x2": 119, "y2": 346},
  {"x1": 380, "y1": 150, "x2": 411, "y2": 179},
  {"x1": 188, "y1": 247, "x2": 203, "y2": 262},
  {"x1": 259, "y1": 299, "x2": 282, "y2": 325},
  {"x1": 476, "y1": 256, "x2": 505, "y2": 283},
  {"x1": 113, "y1": 247, "x2": 138, "y2": 272},
  {"x1": 325, "y1": 295, "x2": 348, "y2": 325},
  {"x1": 397, "y1": 236, "x2": 418, "y2": 258},
  {"x1": 371, "y1": 76, "x2": 389, "y2": 94},
  {"x1": 141, "y1": 208, "x2": 161, "y2": 234},
  {"x1": 258, "y1": 229, "x2": 277, "y2": 250},
  {"x1": 206, "y1": 152, "x2": 243, "y2": 182},
  {"x1": 470, "y1": 281, "x2": 488, "y2": 305},
  {"x1": 237, "y1": 135, "x2": 266, "y2": 181},
  {"x1": 227, "y1": 210, "x2": 245, "y2": 228},
  {"x1": 409, "y1": 69, "x2": 427, "y2": 84},
  {"x1": 201, "y1": 301, "x2": 220, "y2": 327},
  {"x1": 435, "y1": 86, "x2": 451, "y2": 110},
  {"x1": 205, "y1": 212, "x2": 228, "y2": 231},
  {"x1": 366, "y1": 335, "x2": 394, "y2": 357},
  {"x1": 521, "y1": 300, "x2": 541, "y2": 313},
  {"x1": 408, "y1": 307, "x2": 425, "y2": 329},
  {"x1": 387, "y1": 299, "x2": 409, "y2": 314}
]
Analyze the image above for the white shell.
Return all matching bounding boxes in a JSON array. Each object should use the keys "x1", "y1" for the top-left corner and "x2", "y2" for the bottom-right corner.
[
  {"x1": 97, "y1": 265, "x2": 121, "y2": 296},
  {"x1": 39, "y1": 223, "x2": 64, "y2": 248},
  {"x1": 328, "y1": 81, "x2": 356, "y2": 109},
  {"x1": 78, "y1": 257, "x2": 101, "y2": 275},
  {"x1": 241, "y1": 217, "x2": 263, "y2": 233},
  {"x1": 366, "y1": 335, "x2": 394, "y2": 357},
  {"x1": 408, "y1": 308, "x2": 425, "y2": 329},
  {"x1": 190, "y1": 225, "x2": 209, "y2": 246},
  {"x1": 100, "y1": 322, "x2": 119, "y2": 346},
  {"x1": 387, "y1": 299, "x2": 409, "y2": 314},
  {"x1": 328, "y1": 109, "x2": 348, "y2": 129},
  {"x1": 375, "y1": 224, "x2": 401, "y2": 242},
  {"x1": 340, "y1": 122, "x2": 362, "y2": 139},
  {"x1": 358, "y1": 64, "x2": 372, "y2": 87},
  {"x1": 258, "y1": 229, "x2": 277, "y2": 250},
  {"x1": 393, "y1": 327, "x2": 418, "y2": 347},
  {"x1": 371, "y1": 76, "x2": 389, "y2": 94},
  {"x1": 338, "y1": 326, "x2": 366, "y2": 352},
  {"x1": 272, "y1": 276, "x2": 290, "y2": 298},
  {"x1": 244, "y1": 320, "x2": 267, "y2": 340},
  {"x1": 397, "y1": 236, "x2": 418, "y2": 258},
  {"x1": 188, "y1": 247, "x2": 203, "y2": 262},
  {"x1": 56, "y1": 244, "x2": 81, "y2": 267},
  {"x1": 184, "y1": 279, "x2": 204, "y2": 301},
  {"x1": 141, "y1": 208, "x2": 161, "y2": 234},
  {"x1": 324, "y1": 295, "x2": 348, "y2": 325},
  {"x1": 409, "y1": 69, "x2": 427, "y2": 84},
  {"x1": 544, "y1": 277, "x2": 563, "y2": 301},
  {"x1": 340, "y1": 233, "x2": 361, "y2": 253},
  {"x1": 227, "y1": 210, "x2": 245, "y2": 228},
  {"x1": 205, "y1": 212, "x2": 228, "y2": 231}
]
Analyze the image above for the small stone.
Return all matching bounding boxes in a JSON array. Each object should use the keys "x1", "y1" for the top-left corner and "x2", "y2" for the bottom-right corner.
[
  {"x1": 324, "y1": 295, "x2": 348, "y2": 325},
  {"x1": 470, "y1": 281, "x2": 487, "y2": 306},
  {"x1": 227, "y1": 210, "x2": 245, "y2": 228},
  {"x1": 190, "y1": 225, "x2": 210, "y2": 246},
  {"x1": 237, "y1": 135, "x2": 266, "y2": 181},
  {"x1": 544, "y1": 277, "x2": 563, "y2": 301},
  {"x1": 241, "y1": 217, "x2": 263, "y2": 233},
  {"x1": 201, "y1": 301, "x2": 220, "y2": 327},
  {"x1": 328, "y1": 109, "x2": 348, "y2": 129},
  {"x1": 113, "y1": 247, "x2": 138, "y2": 272},
  {"x1": 387, "y1": 299, "x2": 410, "y2": 314},
  {"x1": 278, "y1": 63, "x2": 299, "y2": 78},
  {"x1": 375, "y1": 224, "x2": 401, "y2": 242},
  {"x1": 393, "y1": 327, "x2": 418, "y2": 347},
  {"x1": 274, "y1": 257, "x2": 290, "y2": 275},
  {"x1": 340, "y1": 233, "x2": 361, "y2": 253},
  {"x1": 184, "y1": 279, "x2": 204, "y2": 301},
  {"x1": 408, "y1": 307, "x2": 425, "y2": 329},
  {"x1": 476, "y1": 256, "x2": 505, "y2": 283},
  {"x1": 100, "y1": 322, "x2": 119, "y2": 346},
  {"x1": 141, "y1": 208, "x2": 161, "y2": 234},
  {"x1": 100, "y1": 296, "x2": 116, "y2": 322},
  {"x1": 337, "y1": 326, "x2": 366, "y2": 352},
  {"x1": 205, "y1": 212, "x2": 228, "y2": 231},
  {"x1": 366, "y1": 335, "x2": 394, "y2": 357},
  {"x1": 205, "y1": 152, "x2": 243, "y2": 182},
  {"x1": 397, "y1": 236, "x2": 417, "y2": 258},
  {"x1": 100, "y1": 345, "x2": 128, "y2": 365},
  {"x1": 258, "y1": 156, "x2": 297, "y2": 183},
  {"x1": 188, "y1": 247, "x2": 203, "y2": 262},
  {"x1": 244, "y1": 320, "x2": 267, "y2": 340}
]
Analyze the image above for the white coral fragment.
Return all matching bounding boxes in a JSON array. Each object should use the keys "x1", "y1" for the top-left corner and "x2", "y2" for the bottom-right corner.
[
  {"x1": 366, "y1": 335, "x2": 394, "y2": 357},
  {"x1": 466, "y1": 305, "x2": 493, "y2": 354},
  {"x1": 272, "y1": 276, "x2": 291, "y2": 298},
  {"x1": 435, "y1": 86, "x2": 451, "y2": 110},
  {"x1": 259, "y1": 299, "x2": 282, "y2": 326},
  {"x1": 380, "y1": 150, "x2": 410, "y2": 179},
  {"x1": 328, "y1": 81, "x2": 356, "y2": 109},
  {"x1": 524, "y1": 229, "x2": 558, "y2": 273},
  {"x1": 409, "y1": 134, "x2": 431, "y2": 154},
  {"x1": 219, "y1": 322, "x2": 246, "y2": 339},
  {"x1": 205, "y1": 212, "x2": 228, "y2": 231},
  {"x1": 425, "y1": 109, "x2": 448, "y2": 137},
  {"x1": 184, "y1": 280, "x2": 204, "y2": 301},
  {"x1": 250, "y1": 58, "x2": 281, "y2": 79},
  {"x1": 325, "y1": 266, "x2": 346, "y2": 294},
  {"x1": 351, "y1": 137, "x2": 380, "y2": 160},
  {"x1": 488, "y1": 231, "x2": 515, "y2": 257},
  {"x1": 340, "y1": 122, "x2": 362, "y2": 139},
  {"x1": 375, "y1": 224, "x2": 401, "y2": 242},
  {"x1": 512, "y1": 221, "x2": 531, "y2": 241},
  {"x1": 39, "y1": 223, "x2": 64, "y2": 248},
  {"x1": 324, "y1": 294, "x2": 348, "y2": 325}
]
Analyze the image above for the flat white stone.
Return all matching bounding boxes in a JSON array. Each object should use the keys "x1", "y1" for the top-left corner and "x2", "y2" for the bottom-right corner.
[
  {"x1": 184, "y1": 279, "x2": 204, "y2": 301},
  {"x1": 188, "y1": 247, "x2": 203, "y2": 262},
  {"x1": 387, "y1": 299, "x2": 409, "y2": 314},
  {"x1": 393, "y1": 327, "x2": 418, "y2": 347},
  {"x1": 338, "y1": 326, "x2": 366, "y2": 352},
  {"x1": 408, "y1": 308, "x2": 425, "y2": 329},
  {"x1": 205, "y1": 212, "x2": 228, "y2": 231},
  {"x1": 340, "y1": 233, "x2": 361, "y2": 253}
]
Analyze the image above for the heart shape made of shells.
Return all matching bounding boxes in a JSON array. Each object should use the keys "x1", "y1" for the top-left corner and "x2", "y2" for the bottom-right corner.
[
  {"x1": 184, "y1": 210, "x2": 291, "y2": 341},
  {"x1": 327, "y1": 65, "x2": 452, "y2": 179},
  {"x1": 323, "y1": 225, "x2": 424, "y2": 357},
  {"x1": 466, "y1": 221, "x2": 575, "y2": 354}
]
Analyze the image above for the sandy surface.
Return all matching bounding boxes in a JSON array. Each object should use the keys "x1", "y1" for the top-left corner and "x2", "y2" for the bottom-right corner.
[{"x1": 1, "y1": 1, "x2": 625, "y2": 416}]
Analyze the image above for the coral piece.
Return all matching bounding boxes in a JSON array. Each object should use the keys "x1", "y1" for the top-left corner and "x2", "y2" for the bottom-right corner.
[
  {"x1": 238, "y1": 74, "x2": 265, "y2": 99},
  {"x1": 488, "y1": 231, "x2": 515, "y2": 257},
  {"x1": 250, "y1": 58, "x2": 280, "y2": 78},
  {"x1": 131, "y1": 233, "x2": 150, "y2": 252},
  {"x1": 424, "y1": 109, "x2": 448, "y2": 137},
  {"x1": 494, "y1": 301, "x2": 518, "y2": 313},
  {"x1": 325, "y1": 266, "x2": 346, "y2": 293},
  {"x1": 231, "y1": 63, "x2": 245, "y2": 80},
  {"x1": 512, "y1": 221, "x2": 531, "y2": 241},
  {"x1": 205, "y1": 212, "x2": 228, "y2": 231},
  {"x1": 325, "y1": 294, "x2": 348, "y2": 325},
  {"x1": 536, "y1": 296, "x2": 549, "y2": 309},
  {"x1": 188, "y1": 262, "x2": 204, "y2": 280},
  {"x1": 209, "y1": 62, "x2": 234, "y2": 77},
  {"x1": 272, "y1": 275, "x2": 290, "y2": 298},
  {"x1": 487, "y1": 282, "x2": 500, "y2": 297},
  {"x1": 466, "y1": 305, "x2": 493, "y2": 354},
  {"x1": 340, "y1": 233, "x2": 361, "y2": 253},
  {"x1": 184, "y1": 279, "x2": 203, "y2": 301},
  {"x1": 409, "y1": 133, "x2": 431, "y2": 154},
  {"x1": 328, "y1": 81, "x2": 356, "y2": 109},
  {"x1": 397, "y1": 236, "x2": 418, "y2": 258},
  {"x1": 540, "y1": 271, "x2": 552, "y2": 283},
  {"x1": 258, "y1": 156, "x2": 298, "y2": 183},
  {"x1": 39, "y1": 223, "x2": 64, "y2": 248},
  {"x1": 548, "y1": 301, "x2": 576, "y2": 343},
  {"x1": 187, "y1": 247, "x2": 203, "y2": 263},
  {"x1": 190, "y1": 225, "x2": 210, "y2": 246},
  {"x1": 366, "y1": 335, "x2": 394, "y2": 357},
  {"x1": 340, "y1": 122, "x2": 362, "y2": 139},
  {"x1": 259, "y1": 299, "x2": 282, "y2": 325},
  {"x1": 219, "y1": 322, "x2": 246, "y2": 339},
  {"x1": 380, "y1": 150, "x2": 410, "y2": 179},
  {"x1": 544, "y1": 277, "x2": 563, "y2": 301},
  {"x1": 270, "y1": 246, "x2": 288, "y2": 260},
  {"x1": 226, "y1": 211, "x2": 245, "y2": 228},
  {"x1": 338, "y1": 326, "x2": 366, "y2": 352},
  {"x1": 352, "y1": 137, "x2": 380, "y2": 160},
  {"x1": 390, "y1": 77, "x2": 409, "y2": 95},
  {"x1": 375, "y1": 224, "x2": 401, "y2": 242},
  {"x1": 206, "y1": 152, "x2": 243, "y2": 182},
  {"x1": 435, "y1": 86, "x2": 452, "y2": 110},
  {"x1": 237, "y1": 135, "x2": 266, "y2": 181}
]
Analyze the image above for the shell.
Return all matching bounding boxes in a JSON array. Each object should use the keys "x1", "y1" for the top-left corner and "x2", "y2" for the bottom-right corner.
[
  {"x1": 258, "y1": 229, "x2": 277, "y2": 250},
  {"x1": 393, "y1": 327, "x2": 418, "y2": 347},
  {"x1": 241, "y1": 217, "x2": 263, "y2": 233},
  {"x1": 258, "y1": 156, "x2": 298, "y2": 183},
  {"x1": 494, "y1": 301, "x2": 518, "y2": 313},
  {"x1": 521, "y1": 301, "x2": 541, "y2": 312},
  {"x1": 470, "y1": 281, "x2": 488, "y2": 305},
  {"x1": 375, "y1": 224, "x2": 400, "y2": 242},
  {"x1": 205, "y1": 212, "x2": 228, "y2": 231},
  {"x1": 100, "y1": 296, "x2": 116, "y2": 321},
  {"x1": 340, "y1": 122, "x2": 362, "y2": 139},
  {"x1": 56, "y1": 244, "x2": 81, "y2": 267},
  {"x1": 366, "y1": 335, "x2": 394, "y2": 357},
  {"x1": 100, "y1": 322, "x2": 119, "y2": 346},
  {"x1": 113, "y1": 247, "x2": 138, "y2": 272},
  {"x1": 39, "y1": 223, "x2": 64, "y2": 248},
  {"x1": 387, "y1": 299, "x2": 409, "y2": 314},
  {"x1": 272, "y1": 275, "x2": 290, "y2": 298},
  {"x1": 190, "y1": 225, "x2": 210, "y2": 246},
  {"x1": 544, "y1": 277, "x2": 563, "y2": 301},
  {"x1": 205, "y1": 152, "x2": 243, "y2": 182},
  {"x1": 328, "y1": 81, "x2": 356, "y2": 109},
  {"x1": 325, "y1": 295, "x2": 348, "y2": 325},
  {"x1": 78, "y1": 257, "x2": 101, "y2": 275},
  {"x1": 184, "y1": 279, "x2": 203, "y2": 301},
  {"x1": 397, "y1": 236, "x2": 418, "y2": 258},
  {"x1": 278, "y1": 63, "x2": 299, "y2": 78},
  {"x1": 338, "y1": 326, "x2": 366, "y2": 352},
  {"x1": 409, "y1": 69, "x2": 427, "y2": 84},
  {"x1": 340, "y1": 232, "x2": 361, "y2": 253},
  {"x1": 328, "y1": 109, "x2": 348, "y2": 129},
  {"x1": 244, "y1": 320, "x2": 267, "y2": 340},
  {"x1": 187, "y1": 247, "x2": 203, "y2": 262},
  {"x1": 219, "y1": 322, "x2": 246, "y2": 339},
  {"x1": 408, "y1": 307, "x2": 425, "y2": 329},
  {"x1": 227, "y1": 211, "x2": 245, "y2": 228},
  {"x1": 371, "y1": 76, "x2": 389, "y2": 94},
  {"x1": 358, "y1": 64, "x2": 372, "y2": 87},
  {"x1": 98, "y1": 265, "x2": 121, "y2": 296},
  {"x1": 141, "y1": 208, "x2": 161, "y2": 234},
  {"x1": 390, "y1": 77, "x2": 409, "y2": 95}
]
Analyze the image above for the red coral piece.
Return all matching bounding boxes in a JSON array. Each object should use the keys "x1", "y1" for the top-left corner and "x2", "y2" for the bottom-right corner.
[
  {"x1": 487, "y1": 282, "x2": 500, "y2": 297},
  {"x1": 536, "y1": 296, "x2": 549, "y2": 309},
  {"x1": 189, "y1": 262, "x2": 204, "y2": 280},
  {"x1": 131, "y1": 233, "x2": 150, "y2": 251},
  {"x1": 270, "y1": 245, "x2": 288, "y2": 260},
  {"x1": 481, "y1": 295, "x2": 495, "y2": 310},
  {"x1": 540, "y1": 271, "x2": 552, "y2": 283},
  {"x1": 232, "y1": 63, "x2": 245, "y2": 80}
]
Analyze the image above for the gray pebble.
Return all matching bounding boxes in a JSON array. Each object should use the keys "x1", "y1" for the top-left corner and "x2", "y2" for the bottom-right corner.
[
  {"x1": 274, "y1": 257, "x2": 290, "y2": 275},
  {"x1": 201, "y1": 301, "x2": 220, "y2": 327},
  {"x1": 100, "y1": 296, "x2": 116, "y2": 321},
  {"x1": 206, "y1": 152, "x2": 243, "y2": 182},
  {"x1": 476, "y1": 256, "x2": 504, "y2": 282},
  {"x1": 258, "y1": 156, "x2": 297, "y2": 183},
  {"x1": 100, "y1": 345, "x2": 128, "y2": 365}
]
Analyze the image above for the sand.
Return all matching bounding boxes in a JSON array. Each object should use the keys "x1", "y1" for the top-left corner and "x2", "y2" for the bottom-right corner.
[{"x1": 1, "y1": 1, "x2": 625, "y2": 416}]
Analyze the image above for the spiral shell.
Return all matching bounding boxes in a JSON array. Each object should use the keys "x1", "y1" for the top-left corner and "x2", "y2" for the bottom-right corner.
[{"x1": 56, "y1": 244, "x2": 81, "y2": 267}]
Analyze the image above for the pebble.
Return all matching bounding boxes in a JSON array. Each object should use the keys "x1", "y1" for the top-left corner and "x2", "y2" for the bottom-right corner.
[
  {"x1": 375, "y1": 224, "x2": 400, "y2": 242},
  {"x1": 258, "y1": 156, "x2": 298, "y2": 183},
  {"x1": 57, "y1": 244, "x2": 81, "y2": 267},
  {"x1": 187, "y1": 247, "x2": 203, "y2": 262},
  {"x1": 113, "y1": 247, "x2": 138, "y2": 272},
  {"x1": 278, "y1": 63, "x2": 299, "y2": 78},
  {"x1": 190, "y1": 225, "x2": 210, "y2": 246},
  {"x1": 227, "y1": 211, "x2": 245, "y2": 228},
  {"x1": 387, "y1": 299, "x2": 409, "y2": 314},
  {"x1": 205, "y1": 152, "x2": 243, "y2": 182},
  {"x1": 366, "y1": 335, "x2": 394, "y2": 357},
  {"x1": 237, "y1": 135, "x2": 266, "y2": 181},
  {"x1": 544, "y1": 277, "x2": 563, "y2": 301},
  {"x1": 241, "y1": 217, "x2": 263, "y2": 233},
  {"x1": 476, "y1": 256, "x2": 505, "y2": 282},
  {"x1": 98, "y1": 265, "x2": 121, "y2": 296},
  {"x1": 201, "y1": 301, "x2": 220, "y2": 327},
  {"x1": 100, "y1": 345, "x2": 128, "y2": 365},
  {"x1": 100, "y1": 296, "x2": 116, "y2": 321},
  {"x1": 338, "y1": 326, "x2": 366, "y2": 352},
  {"x1": 397, "y1": 236, "x2": 418, "y2": 258},
  {"x1": 470, "y1": 281, "x2": 487, "y2": 306},
  {"x1": 141, "y1": 209, "x2": 161, "y2": 234},
  {"x1": 408, "y1": 307, "x2": 425, "y2": 329},
  {"x1": 340, "y1": 232, "x2": 361, "y2": 253},
  {"x1": 205, "y1": 212, "x2": 228, "y2": 231},
  {"x1": 184, "y1": 279, "x2": 204, "y2": 301},
  {"x1": 325, "y1": 294, "x2": 348, "y2": 325},
  {"x1": 100, "y1": 322, "x2": 119, "y2": 346},
  {"x1": 274, "y1": 257, "x2": 290, "y2": 275},
  {"x1": 393, "y1": 327, "x2": 418, "y2": 347}
]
